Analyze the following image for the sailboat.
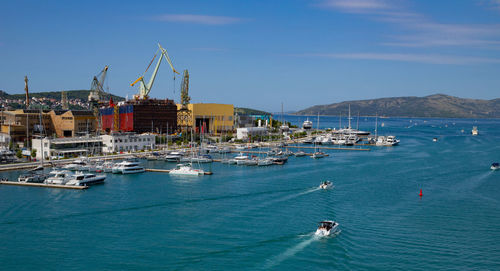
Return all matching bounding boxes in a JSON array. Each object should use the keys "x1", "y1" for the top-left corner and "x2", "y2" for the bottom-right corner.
[
  {"x1": 311, "y1": 113, "x2": 325, "y2": 159},
  {"x1": 170, "y1": 129, "x2": 206, "y2": 175}
]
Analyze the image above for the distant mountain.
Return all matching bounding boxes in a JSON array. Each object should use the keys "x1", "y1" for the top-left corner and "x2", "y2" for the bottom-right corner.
[
  {"x1": 0, "y1": 90, "x2": 125, "y2": 101},
  {"x1": 235, "y1": 107, "x2": 272, "y2": 115},
  {"x1": 294, "y1": 94, "x2": 500, "y2": 118}
]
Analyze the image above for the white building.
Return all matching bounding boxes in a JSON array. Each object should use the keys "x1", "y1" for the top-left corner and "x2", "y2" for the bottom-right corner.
[
  {"x1": 236, "y1": 127, "x2": 267, "y2": 140},
  {"x1": 32, "y1": 136, "x2": 103, "y2": 160},
  {"x1": 100, "y1": 132, "x2": 155, "y2": 153}
]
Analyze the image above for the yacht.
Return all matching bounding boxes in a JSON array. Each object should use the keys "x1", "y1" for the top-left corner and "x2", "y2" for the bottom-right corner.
[
  {"x1": 257, "y1": 157, "x2": 273, "y2": 166},
  {"x1": 294, "y1": 151, "x2": 307, "y2": 157},
  {"x1": 65, "y1": 172, "x2": 106, "y2": 186},
  {"x1": 302, "y1": 118, "x2": 313, "y2": 129},
  {"x1": 164, "y1": 152, "x2": 182, "y2": 162},
  {"x1": 491, "y1": 163, "x2": 499, "y2": 171},
  {"x1": 45, "y1": 170, "x2": 73, "y2": 185},
  {"x1": 112, "y1": 161, "x2": 145, "y2": 174},
  {"x1": 315, "y1": 221, "x2": 339, "y2": 237},
  {"x1": 319, "y1": 181, "x2": 333, "y2": 189},
  {"x1": 234, "y1": 153, "x2": 251, "y2": 165},
  {"x1": 169, "y1": 163, "x2": 205, "y2": 176},
  {"x1": 375, "y1": 135, "x2": 400, "y2": 146}
]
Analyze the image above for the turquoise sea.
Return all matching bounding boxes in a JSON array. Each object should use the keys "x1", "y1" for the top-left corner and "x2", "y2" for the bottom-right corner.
[{"x1": 1, "y1": 116, "x2": 500, "y2": 270}]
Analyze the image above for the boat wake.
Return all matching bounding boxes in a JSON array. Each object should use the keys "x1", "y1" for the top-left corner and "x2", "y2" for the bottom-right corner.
[
  {"x1": 241, "y1": 187, "x2": 321, "y2": 215},
  {"x1": 262, "y1": 230, "x2": 340, "y2": 269}
]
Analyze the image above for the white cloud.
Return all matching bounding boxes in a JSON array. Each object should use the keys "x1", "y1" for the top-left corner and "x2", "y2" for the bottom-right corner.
[
  {"x1": 301, "y1": 52, "x2": 500, "y2": 65},
  {"x1": 153, "y1": 14, "x2": 243, "y2": 25},
  {"x1": 317, "y1": 0, "x2": 500, "y2": 49}
]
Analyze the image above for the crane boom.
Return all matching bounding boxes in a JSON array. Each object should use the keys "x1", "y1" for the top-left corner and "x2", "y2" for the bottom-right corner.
[{"x1": 132, "y1": 43, "x2": 179, "y2": 100}]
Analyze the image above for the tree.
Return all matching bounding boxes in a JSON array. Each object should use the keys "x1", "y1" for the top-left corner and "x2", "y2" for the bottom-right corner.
[
  {"x1": 31, "y1": 149, "x2": 37, "y2": 158},
  {"x1": 16, "y1": 149, "x2": 22, "y2": 159}
]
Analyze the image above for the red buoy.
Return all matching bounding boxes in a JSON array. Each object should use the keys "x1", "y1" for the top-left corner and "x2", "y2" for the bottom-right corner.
[{"x1": 419, "y1": 189, "x2": 423, "y2": 197}]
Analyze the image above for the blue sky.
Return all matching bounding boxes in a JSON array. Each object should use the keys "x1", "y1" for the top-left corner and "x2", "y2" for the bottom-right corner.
[{"x1": 1, "y1": 0, "x2": 500, "y2": 111}]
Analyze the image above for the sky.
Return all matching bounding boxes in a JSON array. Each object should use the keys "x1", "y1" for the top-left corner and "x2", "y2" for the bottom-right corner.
[{"x1": 1, "y1": 0, "x2": 500, "y2": 112}]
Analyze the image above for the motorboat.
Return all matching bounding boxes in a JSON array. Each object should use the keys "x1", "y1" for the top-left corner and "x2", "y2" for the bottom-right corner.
[
  {"x1": 471, "y1": 126, "x2": 478, "y2": 136},
  {"x1": 375, "y1": 135, "x2": 400, "y2": 146},
  {"x1": 319, "y1": 181, "x2": 333, "y2": 189},
  {"x1": 270, "y1": 156, "x2": 288, "y2": 165},
  {"x1": 311, "y1": 152, "x2": 325, "y2": 159},
  {"x1": 257, "y1": 158, "x2": 273, "y2": 166},
  {"x1": 302, "y1": 118, "x2": 313, "y2": 129},
  {"x1": 191, "y1": 154, "x2": 213, "y2": 163},
  {"x1": 18, "y1": 172, "x2": 47, "y2": 183},
  {"x1": 112, "y1": 160, "x2": 145, "y2": 174},
  {"x1": 65, "y1": 172, "x2": 106, "y2": 186},
  {"x1": 433, "y1": 137, "x2": 438, "y2": 142},
  {"x1": 315, "y1": 221, "x2": 339, "y2": 237},
  {"x1": 169, "y1": 163, "x2": 204, "y2": 176},
  {"x1": 294, "y1": 151, "x2": 307, "y2": 157},
  {"x1": 62, "y1": 159, "x2": 87, "y2": 171},
  {"x1": 234, "y1": 153, "x2": 250, "y2": 165},
  {"x1": 235, "y1": 145, "x2": 246, "y2": 151},
  {"x1": 45, "y1": 170, "x2": 73, "y2": 185},
  {"x1": 165, "y1": 152, "x2": 182, "y2": 162},
  {"x1": 491, "y1": 163, "x2": 500, "y2": 171}
]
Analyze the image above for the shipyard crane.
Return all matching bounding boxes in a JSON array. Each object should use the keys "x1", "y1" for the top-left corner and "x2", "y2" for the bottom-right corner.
[
  {"x1": 131, "y1": 43, "x2": 179, "y2": 100},
  {"x1": 88, "y1": 65, "x2": 109, "y2": 104}
]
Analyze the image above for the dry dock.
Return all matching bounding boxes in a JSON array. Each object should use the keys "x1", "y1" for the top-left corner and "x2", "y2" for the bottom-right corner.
[{"x1": 0, "y1": 181, "x2": 88, "y2": 190}]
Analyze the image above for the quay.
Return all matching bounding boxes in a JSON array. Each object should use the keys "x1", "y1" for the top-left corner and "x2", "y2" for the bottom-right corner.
[
  {"x1": 284, "y1": 145, "x2": 370, "y2": 151},
  {"x1": 0, "y1": 181, "x2": 88, "y2": 190},
  {"x1": 146, "y1": 168, "x2": 213, "y2": 175}
]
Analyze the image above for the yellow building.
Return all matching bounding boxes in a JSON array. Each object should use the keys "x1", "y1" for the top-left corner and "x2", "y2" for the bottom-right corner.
[
  {"x1": 0, "y1": 109, "x2": 55, "y2": 143},
  {"x1": 49, "y1": 110, "x2": 96, "y2": 137},
  {"x1": 177, "y1": 103, "x2": 234, "y2": 134}
]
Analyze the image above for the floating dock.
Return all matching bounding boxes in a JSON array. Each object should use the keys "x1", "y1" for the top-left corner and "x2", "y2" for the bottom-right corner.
[{"x1": 0, "y1": 181, "x2": 88, "y2": 190}]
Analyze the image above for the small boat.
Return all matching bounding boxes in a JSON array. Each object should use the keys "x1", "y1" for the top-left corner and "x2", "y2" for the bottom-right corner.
[
  {"x1": 257, "y1": 158, "x2": 273, "y2": 166},
  {"x1": 433, "y1": 137, "x2": 438, "y2": 142},
  {"x1": 62, "y1": 159, "x2": 87, "y2": 171},
  {"x1": 491, "y1": 163, "x2": 500, "y2": 171},
  {"x1": 315, "y1": 221, "x2": 339, "y2": 237},
  {"x1": 471, "y1": 126, "x2": 478, "y2": 136},
  {"x1": 270, "y1": 156, "x2": 288, "y2": 165},
  {"x1": 319, "y1": 181, "x2": 333, "y2": 189},
  {"x1": 18, "y1": 172, "x2": 47, "y2": 183},
  {"x1": 112, "y1": 160, "x2": 145, "y2": 174},
  {"x1": 65, "y1": 172, "x2": 106, "y2": 186},
  {"x1": 294, "y1": 151, "x2": 307, "y2": 157},
  {"x1": 311, "y1": 152, "x2": 325, "y2": 159},
  {"x1": 169, "y1": 163, "x2": 204, "y2": 176}
]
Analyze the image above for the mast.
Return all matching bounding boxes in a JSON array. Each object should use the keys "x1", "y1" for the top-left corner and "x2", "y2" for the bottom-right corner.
[
  {"x1": 348, "y1": 104, "x2": 351, "y2": 129},
  {"x1": 39, "y1": 107, "x2": 43, "y2": 166}
]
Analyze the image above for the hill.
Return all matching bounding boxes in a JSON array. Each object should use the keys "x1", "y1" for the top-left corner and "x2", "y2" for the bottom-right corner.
[
  {"x1": 234, "y1": 107, "x2": 272, "y2": 115},
  {"x1": 294, "y1": 94, "x2": 500, "y2": 118}
]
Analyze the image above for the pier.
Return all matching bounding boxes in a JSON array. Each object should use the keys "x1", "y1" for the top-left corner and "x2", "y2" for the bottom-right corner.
[{"x1": 0, "y1": 181, "x2": 88, "y2": 190}]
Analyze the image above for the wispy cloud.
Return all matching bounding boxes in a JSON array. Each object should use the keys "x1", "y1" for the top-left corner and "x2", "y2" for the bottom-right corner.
[
  {"x1": 153, "y1": 14, "x2": 244, "y2": 25},
  {"x1": 317, "y1": 0, "x2": 500, "y2": 49},
  {"x1": 300, "y1": 52, "x2": 500, "y2": 65}
]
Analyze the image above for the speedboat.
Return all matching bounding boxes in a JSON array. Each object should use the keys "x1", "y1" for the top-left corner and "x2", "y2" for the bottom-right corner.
[
  {"x1": 112, "y1": 160, "x2": 145, "y2": 174},
  {"x1": 319, "y1": 181, "x2": 333, "y2": 189},
  {"x1": 471, "y1": 126, "x2": 478, "y2": 136},
  {"x1": 45, "y1": 170, "x2": 73, "y2": 185},
  {"x1": 433, "y1": 137, "x2": 438, "y2": 142},
  {"x1": 491, "y1": 163, "x2": 500, "y2": 171},
  {"x1": 169, "y1": 163, "x2": 204, "y2": 176},
  {"x1": 65, "y1": 172, "x2": 106, "y2": 186},
  {"x1": 315, "y1": 221, "x2": 339, "y2": 237},
  {"x1": 18, "y1": 172, "x2": 47, "y2": 183}
]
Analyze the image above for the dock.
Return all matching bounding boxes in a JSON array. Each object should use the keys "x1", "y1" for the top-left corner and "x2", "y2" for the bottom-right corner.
[
  {"x1": 0, "y1": 181, "x2": 88, "y2": 190},
  {"x1": 146, "y1": 168, "x2": 213, "y2": 175}
]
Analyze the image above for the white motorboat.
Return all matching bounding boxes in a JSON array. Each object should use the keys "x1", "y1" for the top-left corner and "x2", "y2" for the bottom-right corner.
[
  {"x1": 112, "y1": 160, "x2": 145, "y2": 174},
  {"x1": 62, "y1": 159, "x2": 87, "y2": 171},
  {"x1": 433, "y1": 137, "x2": 438, "y2": 142},
  {"x1": 234, "y1": 153, "x2": 250, "y2": 165},
  {"x1": 471, "y1": 126, "x2": 478, "y2": 136},
  {"x1": 235, "y1": 145, "x2": 246, "y2": 151},
  {"x1": 169, "y1": 163, "x2": 204, "y2": 176},
  {"x1": 18, "y1": 173, "x2": 47, "y2": 183},
  {"x1": 375, "y1": 135, "x2": 400, "y2": 146},
  {"x1": 315, "y1": 221, "x2": 339, "y2": 237},
  {"x1": 45, "y1": 170, "x2": 73, "y2": 185},
  {"x1": 257, "y1": 158, "x2": 273, "y2": 166},
  {"x1": 65, "y1": 172, "x2": 106, "y2": 186},
  {"x1": 491, "y1": 163, "x2": 499, "y2": 170},
  {"x1": 311, "y1": 152, "x2": 325, "y2": 159},
  {"x1": 302, "y1": 118, "x2": 313, "y2": 129},
  {"x1": 294, "y1": 151, "x2": 307, "y2": 157},
  {"x1": 319, "y1": 181, "x2": 333, "y2": 189},
  {"x1": 164, "y1": 152, "x2": 183, "y2": 162}
]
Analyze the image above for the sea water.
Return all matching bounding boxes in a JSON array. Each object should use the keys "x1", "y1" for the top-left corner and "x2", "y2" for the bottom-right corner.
[{"x1": 1, "y1": 116, "x2": 499, "y2": 270}]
